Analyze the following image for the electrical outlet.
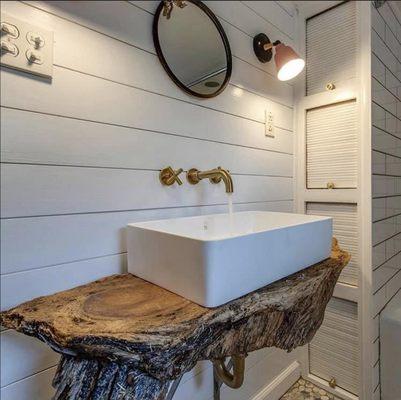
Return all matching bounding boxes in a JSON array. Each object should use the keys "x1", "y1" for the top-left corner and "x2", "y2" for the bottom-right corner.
[
  {"x1": 265, "y1": 110, "x2": 274, "y2": 138},
  {"x1": 1, "y1": 13, "x2": 53, "y2": 78}
]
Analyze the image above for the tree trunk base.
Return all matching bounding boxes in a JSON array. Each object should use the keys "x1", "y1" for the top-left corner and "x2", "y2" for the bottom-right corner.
[{"x1": 53, "y1": 355, "x2": 170, "y2": 400}]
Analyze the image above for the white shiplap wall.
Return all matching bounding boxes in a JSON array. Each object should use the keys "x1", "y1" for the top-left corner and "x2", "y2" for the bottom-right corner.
[
  {"x1": 0, "y1": 1, "x2": 300, "y2": 399},
  {"x1": 371, "y1": 2, "x2": 401, "y2": 398}
]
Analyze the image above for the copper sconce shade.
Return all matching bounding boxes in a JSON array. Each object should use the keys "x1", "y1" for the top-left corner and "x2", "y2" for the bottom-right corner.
[
  {"x1": 274, "y1": 42, "x2": 305, "y2": 81},
  {"x1": 253, "y1": 33, "x2": 305, "y2": 81}
]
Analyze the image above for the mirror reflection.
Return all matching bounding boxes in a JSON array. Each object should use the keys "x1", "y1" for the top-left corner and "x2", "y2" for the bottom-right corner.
[{"x1": 154, "y1": 1, "x2": 232, "y2": 98}]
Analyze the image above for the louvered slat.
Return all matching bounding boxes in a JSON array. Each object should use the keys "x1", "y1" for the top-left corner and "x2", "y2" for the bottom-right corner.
[
  {"x1": 307, "y1": 203, "x2": 358, "y2": 286},
  {"x1": 306, "y1": 1, "x2": 357, "y2": 95},
  {"x1": 306, "y1": 100, "x2": 358, "y2": 189},
  {"x1": 309, "y1": 297, "x2": 359, "y2": 395}
]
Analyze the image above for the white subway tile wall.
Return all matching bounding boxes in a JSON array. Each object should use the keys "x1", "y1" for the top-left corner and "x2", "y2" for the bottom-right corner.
[{"x1": 371, "y1": 2, "x2": 401, "y2": 398}]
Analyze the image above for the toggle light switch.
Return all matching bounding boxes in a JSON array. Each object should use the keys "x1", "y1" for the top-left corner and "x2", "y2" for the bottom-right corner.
[
  {"x1": 26, "y1": 31, "x2": 45, "y2": 48},
  {"x1": 26, "y1": 49, "x2": 43, "y2": 64},
  {"x1": 1, "y1": 41, "x2": 18, "y2": 56},
  {"x1": 1, "y1": 22, "x2": 19, "y2": 38},
  {"x1": 1, "y1": 13, "x2": 53, "y2": 78}
]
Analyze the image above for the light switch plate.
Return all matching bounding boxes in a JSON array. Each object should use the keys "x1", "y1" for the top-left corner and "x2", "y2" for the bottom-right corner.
[{"x1": 1, "y1": 13, "x2": 53, "y2": 79}]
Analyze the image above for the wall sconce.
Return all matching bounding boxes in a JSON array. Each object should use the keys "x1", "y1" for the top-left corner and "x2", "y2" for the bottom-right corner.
[{"x1": 253, "y1": 33, "x2": 305, "y2": 81}]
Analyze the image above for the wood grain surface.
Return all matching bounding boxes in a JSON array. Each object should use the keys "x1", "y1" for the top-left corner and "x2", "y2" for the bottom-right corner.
[{"x1": 0, "y1": 239, "x2": 350, "y2": 400}]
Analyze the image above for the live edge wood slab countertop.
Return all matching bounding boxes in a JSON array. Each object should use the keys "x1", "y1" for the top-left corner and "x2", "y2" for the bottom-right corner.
[{"x1": 0, "y1": 239, "x2": 350, "y2": 400}]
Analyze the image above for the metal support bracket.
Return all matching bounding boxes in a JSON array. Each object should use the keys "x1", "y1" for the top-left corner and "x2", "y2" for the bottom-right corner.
[{"x1": 213, "y1": 355, "x2": 246, "y2": 400}]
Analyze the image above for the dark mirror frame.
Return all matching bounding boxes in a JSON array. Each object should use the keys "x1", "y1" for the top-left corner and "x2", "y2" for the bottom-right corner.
[{"x1": 152, "y1": 0, "x2": 232, "y2": 99}]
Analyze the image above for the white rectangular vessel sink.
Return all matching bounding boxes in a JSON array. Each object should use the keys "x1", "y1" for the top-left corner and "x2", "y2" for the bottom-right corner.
[{"x1": 127, "y1": 211, "x2": 332, "y2": 307}]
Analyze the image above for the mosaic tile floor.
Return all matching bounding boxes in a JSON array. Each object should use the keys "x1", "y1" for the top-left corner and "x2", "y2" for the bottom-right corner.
[{"x1": 280, "y1": 378, "x2": 341, "y2": 400}]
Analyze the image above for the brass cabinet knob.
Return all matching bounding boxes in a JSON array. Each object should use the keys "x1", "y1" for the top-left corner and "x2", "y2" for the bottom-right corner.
[
  {"x1": 329, "y1": 377, "x2": 337, "y2": 388},
  {"x1": 159, "y1": 166, "x2": 183, "y2": 186},
  {"x1": 326, "y1": 82, "x2": 336, "y2": 91},
  {"x1": 326, "y1": 182, "x2": 335, "y2": 189}
]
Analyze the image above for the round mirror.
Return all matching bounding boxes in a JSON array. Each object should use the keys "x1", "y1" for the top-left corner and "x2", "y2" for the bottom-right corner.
[{"x1": 153, "y1": 0, "x2": 232, "y2": 98}]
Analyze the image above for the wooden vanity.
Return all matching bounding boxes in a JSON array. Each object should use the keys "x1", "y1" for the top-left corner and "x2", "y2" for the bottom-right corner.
[{"x1": 0, "y1": 239, "x2": 349, "y2": 400}]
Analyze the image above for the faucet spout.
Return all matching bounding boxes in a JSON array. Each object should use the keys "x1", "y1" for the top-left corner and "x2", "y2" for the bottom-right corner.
[{"x1": 187, "y1": 167, "x2": 234, "y2": 193}]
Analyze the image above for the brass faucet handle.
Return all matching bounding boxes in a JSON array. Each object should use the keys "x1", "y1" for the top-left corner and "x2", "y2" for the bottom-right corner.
[
  {"x1": 159, "y1": 166, "x2": 183, "y2": 186},
  {"x1": 172, "y1": 168, "x2": 183, "y2": 185}
]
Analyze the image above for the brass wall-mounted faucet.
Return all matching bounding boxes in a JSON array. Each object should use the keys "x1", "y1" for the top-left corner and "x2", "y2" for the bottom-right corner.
[{"x1": 187, "y1": 167, "x2": 234, "y2": 193}]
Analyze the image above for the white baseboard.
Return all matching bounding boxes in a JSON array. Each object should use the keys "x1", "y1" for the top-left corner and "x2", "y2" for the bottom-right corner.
[
  {"x1": 305, "y1": 374, "x2": 358, "y2": 400},
  {"x1": 251, "y1": 361, "x2": 301, "y2": 400}
]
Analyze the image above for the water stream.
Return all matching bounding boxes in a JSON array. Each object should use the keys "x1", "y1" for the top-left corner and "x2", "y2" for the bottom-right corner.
[{"x1": 227, "y1": 193, "x2": 234, "y2": 236}]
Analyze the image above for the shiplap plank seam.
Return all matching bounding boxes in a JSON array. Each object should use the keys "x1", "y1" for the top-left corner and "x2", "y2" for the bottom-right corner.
[
  {"x1": 21, "y1": 0, "x2": 294, "y2": 95},
  {"x1": 240, "y1": 1, "x2": 293, "y2": 41},
  {"x1": 1, "y1": 198, "x2": 294, "y2": 220},
  {"x1": 1, "y1": 106, "x2": 293, "y2": 155}
]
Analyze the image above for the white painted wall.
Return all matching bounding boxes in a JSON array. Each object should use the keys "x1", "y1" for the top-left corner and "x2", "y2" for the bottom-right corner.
[
  {"x1": 0, "y1": 1, "x2": 301, "y2": 399},
  {"x1": 371, "y1": 2, "x2": 401, "y2": 399}
]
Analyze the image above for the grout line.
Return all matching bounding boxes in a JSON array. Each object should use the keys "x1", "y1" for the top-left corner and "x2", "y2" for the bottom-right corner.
[
  {"x1": 373, "y1": 269, "x2": 401, "y2": 296},
  {"x1": 1, "y1": 106, "x2": 294, "y2": 155},
  {"x1": 373, "y1": 249, "x2": 401, "y2": 272},
  {"x1": 378, "y1": 314, "x2": 382, "y2": 399},
  {"x1": 372, "y1": 26, "x2": 401, "y2": 68},
  {"x1": 372, "y1": 194, "x2": 401, "y2": 199},
  {"x1": 377, "y1": 4, "x2": 401, "y2": 46},
  {"x1": 373, "y1": 173, "x2": 401, "y2": 178},
  {"x1": 372, "y1": 75, "x2": 401, "y2": 104},
  {"x1": 372, "y1": 51, "x2": 401, "y2": 88},
  {"x1": 373, "y1": 232, "x2": 401, "y2": 249},
  {"x1": 0, "y1": 199, "x2": 294, "y2": 220},
  {"x1": 372, "y1": 101, "x2": 401, "y2": 125},
  {"x1": 373, "y1": 212, "x2": 401, "y2": 224},
  {"x1": 387, "y1": 2, "x2": 401, "y2": 27},
  {"x1": 372, "y1": 124, "x2": 401, "y2": 142},
  {"x1": 374, "y1": 285, "x2": 401, "y2": 318},
  {"x1": 372, "y1": 149, "x2": 401, "y2": 161}
]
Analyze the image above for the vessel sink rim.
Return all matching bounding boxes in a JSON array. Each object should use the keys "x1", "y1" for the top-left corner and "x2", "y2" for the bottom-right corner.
[{"x1": 127, "y1": 211, "x2": 332, "y2": 243}]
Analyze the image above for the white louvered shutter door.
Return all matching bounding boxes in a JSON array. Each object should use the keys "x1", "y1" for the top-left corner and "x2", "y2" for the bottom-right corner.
[
  {"x1": 307, "y1": 202, "x2": 358, "y2": 286},
  {"x1": 306, "y1": 1, "x2": 357, "y2": 95},
  {"x1": 306, "y1": 100, "x2": 358, "y2": 189},
  {"x1": 309, "y1": 297, "x2": 359, "y2": 395}
]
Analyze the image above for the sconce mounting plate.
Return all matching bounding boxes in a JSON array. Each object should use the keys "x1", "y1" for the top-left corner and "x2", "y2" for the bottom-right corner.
[{"x1": 253, "y1": 33, "x2": 272, "y2": 63}]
